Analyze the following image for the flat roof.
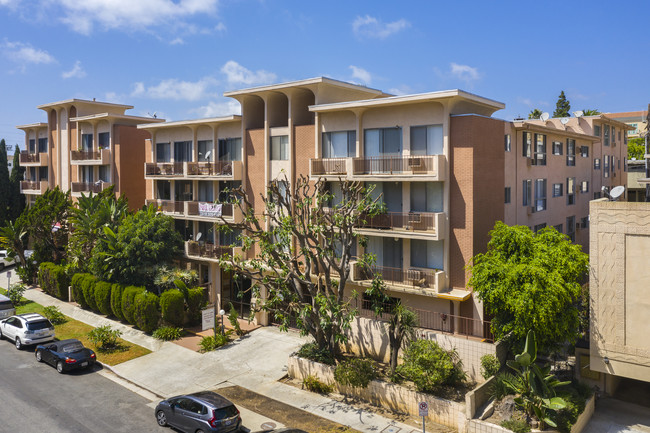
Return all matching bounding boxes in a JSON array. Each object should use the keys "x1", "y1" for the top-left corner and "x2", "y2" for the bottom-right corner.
[
  {"x1": 137, "y1": 115, "x2": 241, "y2": 130},
  {"x1": 37, "y1": 98, "x2": 133, "y2": 110},
  {"x1": 70, "y1": 113, "x2": 165, "y2": 124},
  {"x1": 16, "y1": 122, "x2": 48, "y2": 130},
  {"x1": 223, "y1": 76, "x2": 385, "y2": 98},
  {"x1": 512, "y1": 120, "x2": 601, "y2": 142}
]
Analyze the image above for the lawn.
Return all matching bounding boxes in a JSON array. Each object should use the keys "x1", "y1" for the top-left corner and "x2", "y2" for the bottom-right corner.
[{"x1": 2, "y1": 289, "x2": 151, "y2": 365}]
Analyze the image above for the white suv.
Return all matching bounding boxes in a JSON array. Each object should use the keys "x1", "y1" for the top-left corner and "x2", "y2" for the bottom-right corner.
[
  {"x1": 0, "y1": 250, "x2": 17, "y2": 271},
  {"x1": 0, "y1": 313, "x2": 55, "y2": 350}
]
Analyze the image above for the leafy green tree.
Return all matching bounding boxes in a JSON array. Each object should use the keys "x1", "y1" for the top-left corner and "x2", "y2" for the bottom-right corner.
[
  {"x1": 0, "y1": 218, "x2": 28, "y2": 267},
  {"x1": 467, "y1": 222, "x2": 588, "y2": 353},
  {"x1": 582, "y1": 109, "x2": 601, "y2": 116},
  {"x1": 9, "y1": 144, "x2": 25, "y2": 222},
  {"x1": 216, "y1": 174, "x2": 384, "y2": 355},
  {"x1": 553, "y1": 91, "x2": 571, "y2": 118},
  {"x1": 0, "y1": 139, "x2": 11, "y2": 224},
  {"x1": 91, "y1": 205, "x2": 183, "y2": 289},
  {"x1": 528, "y1": 109, "x2": 543, "y2": 119},
  {"x1": 627, "y1": 137, "x2": 645, "y2": 160},
  {"x1": 22, "y1": 187, "x2": 71, "y2": 264}
]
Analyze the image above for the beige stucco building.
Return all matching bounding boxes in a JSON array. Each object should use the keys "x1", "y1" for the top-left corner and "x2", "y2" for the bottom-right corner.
[{"x1": 605, "y1": 110, "x2": 648, "y2": 139}]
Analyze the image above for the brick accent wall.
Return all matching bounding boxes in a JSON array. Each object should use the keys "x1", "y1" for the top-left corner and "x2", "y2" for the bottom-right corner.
[
  {"x1": 292, "y1": 124, "x2": 315, "y2": 183},
  {"x1": 246, "y1": 128, "x2": 266, "y2": 258},
  {"x1": 114, "y1": 124, "x2": 149, "y2": 210}
]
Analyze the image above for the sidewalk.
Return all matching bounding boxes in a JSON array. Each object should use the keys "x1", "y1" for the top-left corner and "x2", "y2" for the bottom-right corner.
[{"x1": 8, "y1": 275, "x2": 422, "y2": 433}]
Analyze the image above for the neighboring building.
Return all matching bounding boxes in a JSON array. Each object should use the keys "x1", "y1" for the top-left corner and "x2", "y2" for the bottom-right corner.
[
  {"x1": 16, "y1": 99, "x2": 163, "y2": 209},
  {"x1": 7, "y1": 153, "x2": 13, "y2": 174},
  {"x1": 605, "y1": 110, "x2": 648, "y2": 139},
  {"x1": 626, "y1": 159, "x2": 648, "y2": 202}
]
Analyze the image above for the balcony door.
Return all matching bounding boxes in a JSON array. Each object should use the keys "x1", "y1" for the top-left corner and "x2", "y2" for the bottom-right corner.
[
  {"x1": 364, "y1": 128, "x2": 402, "y2": 157},
  {"x1": 410, "y1": 182, "x2": 443, "y2": 213},
  {"x1": 368, "y1": 182, "x2": 402, "y2": 213},
  {"x1": 175, "y1": 180, "x2": 193, "y2": 202},
  {"x1": 80, "y1": 166, "x2": 94, "y2": 183},
  {"x1": 367, "y1": 237, "x2": 403, "y2": 269},
  {"x1": 81, "y1": 134, "x2": 93, "y2": 152},
  {"x1": 174, "y1": 141, "x2": 192, "y2": 162},
  {"x1": 198, "y1": 181, "x2": 213, "y2": 202}
]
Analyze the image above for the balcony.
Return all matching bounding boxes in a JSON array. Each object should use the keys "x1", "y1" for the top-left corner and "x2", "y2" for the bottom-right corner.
[
  {"x1": 19, "y1": 151, "x2": 48, "y2": 167},
  {"x1": 310, "y1": 155, "x2": 445, "y2": 181},
  {"x1": 184, "y1": 241, "x2": 243, "y2": 262},
  {"x1": 146, "y1": 199, "x2": 240, "y2": 222},
  {"x1": 145, "y1": 161, "x2": 243, "y2": 180},
  {"x1": 71, "y1": 148, "x2": 110, "y2": 165},
  {"x1": 71, "y1": 181, "x2": 113, "y2": 196},
  {"x1": 145, "y1": 162, "x2": 184, "y2": 177},
  {"x1": 145, "y1": 199, "x2": 184, "y2": 214},
  {"x1": 350, "y1": 262, "x2": 446, "y2": 294},
  {"x1": 20, "y1": 180, "x2": 48, "y2": 195}
]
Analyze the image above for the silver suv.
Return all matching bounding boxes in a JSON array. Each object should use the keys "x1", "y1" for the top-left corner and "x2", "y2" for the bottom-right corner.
[
  {"x1": 0, "y1": 313, "x2": 55, "y2": 350},
  {"x1": 0, "y1": 294, "x2": 15, "y2": 319}
]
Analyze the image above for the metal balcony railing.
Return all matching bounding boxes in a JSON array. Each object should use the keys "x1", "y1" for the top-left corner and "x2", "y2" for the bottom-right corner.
[
  {"x1": 186, "y1": 241, "x2": 234, "y2": 260},
  {"x1": 71, "y1": 181, "x2": 112, "y2": 194},
  {"x1": 71, "y1": 150, "x2": 100, "y2": 161},
  {"x1": 310, "y1": 158, "x2": 348, "y2": 176},
  {"x1": 352, "y1": 263, "x2": 438, "y2": 288},
  {"x1": 186, "y1": 201, "x2": 234, "y2": 218},
  {"x1": 145, "y1": 162, "x2": 184, "y2": 176},
  {"x1": 186, "y1": 161, "x2": 234, "y2": 176},
  {"x1": 19, "y1": 151, "x2": 40, "y2": 164},
  {"x1": 353, "y1": 155, "x2": 437, "y2": 175}
]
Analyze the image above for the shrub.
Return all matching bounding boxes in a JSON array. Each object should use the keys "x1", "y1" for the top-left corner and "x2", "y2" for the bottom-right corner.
[
  {"x1": 501, "y1": 419, "x2": 531, "y2": 433},
  {"x1": 481, "y1": 354, "x2": 501, "y2": 380},
  {"x1": 396, "y1": 339, "x2": 466, "y2": 393},
  {"x1": 6, "y1": 283, "x2": 26, "y2": 306},
  {"x1": 160, "y1": 289, "x2": 185, "y2": 327},
  {"x1": 491, "y1": 372, "x2": 521, "y2": 400},
  {"x1": 296, "y1": 341, "x2": 335, "y2": 365},
  {"x1": 71, "y1": 273, "x2": 90, "y2": 308},
  {"x1": 152, "y1": 326, "x2": 183, "y2": 341},
  {"x1": 199, "y1": 332, "x2": 231, "y2": 352},
  {"x1": 88, "y1": 325, "x2": 122, "y2": 351},
  {"x1": 555, "y1": 381, "x2": 592, "y2": 433},
  {"x1": 110, "y1": 283, "x2": 126, "y2": 320},
  {"x1": 17, "y1": 259, "x2": 38, "y2": 285},
  {"x1": 38, "y1": 262, "x2": 70, "y2": 301},
  {"x1": 42, "y1": 306, "x2": 67, "y2": 325},
  {"x1": 334, "y1": 358, "x2": 377, "y2": 389},
  {"x1": 121, "y1": 286, "x2": 145, "y2": 325},
  {"x1": 133, "y1": 291, "x2": 160, "y2": 333},
  {"x1": 94, "y1": 281, "x2": 113, "y2": 316},
  {"x1": 185, "y1": 287, "x2": 206, "y2": 325},
  {"x1": 81, "y1": 274, "x2": 98, "y2": 311},
  {"x1": 228, "y1": 302, "x2": 245, "y2": 336},
  {"x1": 303, "y1": 375, "x2": 333, "y2": 394}
]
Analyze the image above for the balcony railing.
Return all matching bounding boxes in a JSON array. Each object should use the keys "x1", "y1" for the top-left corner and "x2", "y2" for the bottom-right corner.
[
  {"x1": 185, "y1": 241, "x2": 237, "y2": 260},
  {"x1": 353, "y1": 155, "x2": 439, "y2": 175},
  {"x1": 311, "y1": 158, "x2": 348, "y2": 176},
  {"x1": 20, "y1": 180, "x2": 47, "y2": 194},
  {"x1": 20, "y1": 151, "x2": 48, "y2": 166},
  {"x1": 351, "y1": 262, "x2": 441, "y2": 289},
  {"x1": 186, "y1": 201, "x2": 234, "y2": 218},
  {"x1": 146, "y1": 199, "x2": 237, "y2": 220},
  {"x1": 145, "y1": 161, "x2": 242, "y2": 179},
  {"x1": 71, "y1": 150, "x2": 99, "y2": 161},
  {"x1": 71, "y1": 181, "x2": 112, "y2": 194},
  {"x1": 187, "y1": 161, "x2": 234, "y2": 176},
  {"x1": 145, "y1": 199, "x2": 184, "y2": 214},
  {"x1": 358, "y1": 211, "x2": 441, "y2": 232},
  {"x1": 145, "y1": 162, "x2": 184, "y2": 176}
]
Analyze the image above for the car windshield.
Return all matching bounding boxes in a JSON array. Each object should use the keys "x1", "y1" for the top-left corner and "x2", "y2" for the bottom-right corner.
[
  {"x1": 61, "y1": 342, "x2": 84, "y2": 353},
  {"x1": 26, "y1": 320, "x2": 53, "y2": 330},
  {"x1": 213, "y1": 405, "x2": 238, "y2": 419}
]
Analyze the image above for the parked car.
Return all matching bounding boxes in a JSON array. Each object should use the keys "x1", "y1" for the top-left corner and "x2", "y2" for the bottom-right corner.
[
  {"x1": 0, "y1": 294, "x2": 16, "y2": 320},
  {"x1": 0, "y1": 249, "x2": 17, "y2": 271},
  {"x1": 0, "y1": 313, "x2": 55, "y2": 350},
  {"x1": 272, "y1": 429, "x2": 309, "y2": 432},
  {"x1": 155, "y1": 391, "x2": 241, "y2": 433},
  {"x1": 35, "y1": 338, "x2": 96, "y2": 373}
]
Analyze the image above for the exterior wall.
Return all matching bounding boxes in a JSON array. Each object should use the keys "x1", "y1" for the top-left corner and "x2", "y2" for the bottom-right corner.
[
  {"x1": 145, "y1": 138, "x2": 153, "y2": 204},
  {"x1": 245, "y1": 128, "x2": 266, "y2": 259},
  {"x1": 293, "y1": 124, "x2": 314, "y2": 186},
  {"x1": 114, "y1": 124, "x2": 149, "y2": 210},
  {"x1": 590, "y1": 200, "x2": 650, "y2": 383}
]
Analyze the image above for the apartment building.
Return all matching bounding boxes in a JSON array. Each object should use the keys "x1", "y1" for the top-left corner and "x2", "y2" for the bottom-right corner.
[
  {"x1": 605, "y1": 110, "x2": 648, "y2": 139},
  {"x1": 17, "y1": 99, "x2": 163, "y2": 209}
]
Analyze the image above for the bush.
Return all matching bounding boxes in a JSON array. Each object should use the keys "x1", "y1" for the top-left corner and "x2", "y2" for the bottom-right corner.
[
  {"x1": 491, "y1": 372, "x2": 521, "y2": 400},
  {"x1": 185, "y1": 287, "x2": 206, "y2": 325},
  {"x1": 228, "y1": 303, "x2": 245, "y2": 336},
  {"x1": 94, "y1": 281, "x2": 113, "y2": 316},
  {"x1": 81, "y1": 274, "x2": 98, "y2": 311},
  {"x1": 160, "y1": 289, "x2": 185, "y2": 327},
  {"x1": 38, "y1": 262, "x2": 70, "y2": 301},
  {"x1": 121, "y1": 286, "x2": 145, "y2": 325},
  {"x1": 199, "y1": 332, "x2": 231, "y2": 352},
  {"x1": 481, "y1": 354, "x2": 501, "y2": 380},
  {"x1": 296, "y1": 342, "x2": 335, "y2": 365},
  {"x1": 152, "y1": 326, "x2": 183, "y2": 341},
  {"x1": 42, "y1": 306, "x2": 67, "y2": 325},
  {"x1": 71, "y1": 273, "x2": 90, "y2": 308},
  {"x1": 110, "y1": 283, "x2": 126, "y2": 320},
  {"x1": 133, "y1": 291, "x2": 160, "y2": 333},
  {"x1": 555, "y1": 381, "x2": 593, "y2": 433},
  {"x1": 396, "y1": 339, "x2": 466, "y2": 393},
  {"x1": 303, "y1": 375, "x2": 333, "y2": 394},
  {"x1": 17, "y1": 259, "x2": 38, "y2": 285},
  {"x1": 501, "y1": 419, "x2": 531, "y2": 433},
  {"x1": 88, "y1": 325, "x2": 122, "y2": 351},
  {"x1": 6, "y1": 283, "x2": 26, "y2": 306},
  {"x1": 334, "y1": 358, "x2": 377, "y2": 388}
]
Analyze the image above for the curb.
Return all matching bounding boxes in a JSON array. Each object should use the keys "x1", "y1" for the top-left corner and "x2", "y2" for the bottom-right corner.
[{"x1": 98, "y1": 361, "x2": 166, "y2": 400}]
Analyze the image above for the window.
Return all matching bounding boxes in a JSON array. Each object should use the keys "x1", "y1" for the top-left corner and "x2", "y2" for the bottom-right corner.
[
  {"x1": 522, "y1": 132, "x2": 532, "y2": 158},
  {"x1": 174, "y1": 141, "x2": 192, "y2": 162},
  {"x1": 505, "y1": 187, "x2": 511, "y2": 204},
  {"x1": 554, "y1": 224, "x2": 563, "y2": 233},
  {"x1": 566, "y1": 139, "x2": 575, "y2": 166},
  {"x1": 218, "y1": 137, "x2": 242, "y2": 161},
  {"x1": 534, "y1": 223, "x2": 547, "y2": 232},
  {"x1": 218, "y1": 181, "x2": 242, "y2": 203},
  {"x1": 198, "y1": 181, "x2": 213, "y2": 202},
  {"x1": 98, "y1": 165, "x2": 110, "y2": 182},
  {"x1": 594, "y1": 158, "x2": 601, "y2": 170},
  {"x1": 581, "y1": 216, "x2": 589, "y2": 229},
  {"x1": 410, "y1": 182, "x2": 443, "y2": 212},
  {"x1": 504, "y1": 134, "x2": 511, "y2": 152},
  {"x1": 98, "y1": 132, "x2": 110, "y2": 149},
  {"x1": 410, "y1": 239, "x2": 443, "y2": 270},
  {"x1": 38, "y1": 166, "x2": 48, "y2": 181},
  {"x1": 38, "y1": 138, "x2": 48, "y2": 153},
  {"x1": 566, "y1": 216, "x2": 576, "y2": 242},
  {"x1": 552, "y1": 183, "x2": 563, "y2": 197},
  {"x1": 198, "y1": 140, "x2": 214, "y2": 162},
  {"x1": 410, "y1": 125, "x2": 443, "y2": 155},
  {"x1": 534, "y1": 134, "x2": 546, "y2": 165},
  {"x1": 611, "y1": 156, "x2": 616, "y2": 174},
  {"x1": 221, "y1": 228, "x2": 242, "y2": 247},
  {"x1": 580, "y1": 146, "x2": 589, "y2": 157},
  {"x1": 581, "y1": 181, "x2": 589, "y2": 193},
  {"x1": 174, "y1": 180, "x2": 193, "y2": 202},
  {"x1": 629, "y1": 123, "x2": 638, "y2": 135},
  {"x1": 80, "y1": 165, "x2": 94, "y2": 183},
  {"x1": 612, "y1": 127, "x2": 616, "y2": 146},
  {"x1": 534, "y1": 179, "x2": 547, "y2": 212},
  {"x1": 567, "y1": 177, "x2": 576, "y2": 205},
  {"x1": 270, "y1": 135, "x2": 288, "y2": 160},
  {"x1": 604, "y1": 155, "x2": 610, "y2": 178},
  {"x1": 81, "y1": 133, "x2": 93, "y2": 152},
  {"x1": 322, "y1": 131, "x2": 355, "y2": 158},
  {"x1": 603, "y1": 124, "x2": 610, "y2": 146},
  {"x1": 198, "y1": 221, "x2": 214, "y2": 244},
  {"x1": 594, "y1": 125, "x2": 601, "y2": 137},
  {"x1": 593, "y1": 192, "x2": 602, "y2": 199},
  {"x1": 552, "y1": 141, "x2": 562, "y2": 155},
  {"x1": 29, "y1": 139, "x2": 35, "y2": 153},
  {"x1": 523, "y1": 179, "x2": 532, "y2": 206},
  {"x1": 156, "y1": 180, "x2": 171, "y2": 200},
  {"x1": 156, "y1": 142, "x2": 170, "y2": 162},
  {"x1": 365, "y1": 127, "x2": 402, "y2": 157}
]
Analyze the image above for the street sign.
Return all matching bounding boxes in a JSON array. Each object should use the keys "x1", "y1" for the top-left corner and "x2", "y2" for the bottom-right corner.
[
  {"x1": 418, "y1": 401, "x2": 429, "y2": 417},
  {"x1": 202, "y1": 306, "x2": 215, "y2": 331}
]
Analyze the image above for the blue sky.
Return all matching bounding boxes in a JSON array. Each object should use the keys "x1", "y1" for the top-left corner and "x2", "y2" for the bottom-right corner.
[{"x1": 1, "y1": 0, "x2": 648, "y2": 152}]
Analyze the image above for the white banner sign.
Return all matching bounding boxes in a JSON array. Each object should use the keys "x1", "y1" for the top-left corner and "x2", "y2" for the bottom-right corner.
[
  {"x1": 199, "y1": 202, "x2": 222, "y2": 217},
  {"x1": 202, "y1": 307, "x2": 215, "y2": 331}
]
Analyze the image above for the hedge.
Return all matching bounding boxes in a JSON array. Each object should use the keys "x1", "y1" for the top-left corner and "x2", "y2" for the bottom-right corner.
[
  {"x1": 160, "y1": 289, "x2": 185, "y2": 327},
  {"x1": 110, "y1": 283, "x2": 126, "y2": 320},
  {"x1": 133, "y1": 291, "x2": 161, "y2": 333},
  {"x1": 94, "y1": 281, "x2": 113, "y2": 316},
  {"x1": 38, "y1": 263, "x2": 70, "y2": 301},
  {"x1": 71, "y1": 273, "x2": 89, "y2": 307},
  {"x1": 81, "y1": 274, "x2": 98, "y2": 311},
  {"x1": 186, "y1": 287, "x2": 206, "y2": 325},
  {"x1": 122, "y1": 286, "x2": 146, "y2": 325}
]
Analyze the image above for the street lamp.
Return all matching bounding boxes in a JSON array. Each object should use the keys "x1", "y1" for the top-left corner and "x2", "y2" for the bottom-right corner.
[{"x1": 219, "y1": 309, "x2": 226, "y2": 334}]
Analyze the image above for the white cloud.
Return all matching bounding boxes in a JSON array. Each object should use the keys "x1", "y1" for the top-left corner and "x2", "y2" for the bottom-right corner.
[
  {"x1": 387, "y1": 85, "x2": 412, "y2": 96},
  {"x1": 130, "y1": 77, "x2": 218, "y2": 101},
  {"x1": 450, "y1": 62, "x2": 480, "y2": 83},
  {"x1": 221, "y1": 60, "x2": 276, "y2": 86},
  {"x1": 61, "y1": 60, "x2": 86, "y2": 79},
  {"x1": 349, "y1": 65, "x2": 372, "y2": 85},
  {"x1": 193, "y1": 100, "x2": 241, "y2": 118},
  {"x1": 352, "y1": 15, "x2": 410, "y2": 39},
  {"x1": 3, "y1": 40, "x2": 55, "y2": 66},
  {"x1": 214, "y1": 22, "x2": 226, "y2": 32},
  {"x1": 57, "y1": 0, "x2": 219, "y2": 35},
  {"x1": 170, "y1": 37, "x2": 184, "y2": 45}
]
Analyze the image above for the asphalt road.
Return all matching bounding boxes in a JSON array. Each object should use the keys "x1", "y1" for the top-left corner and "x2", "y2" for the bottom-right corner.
[{"x1": 0, "y1": 338, "x2": 166, "y2": 433}]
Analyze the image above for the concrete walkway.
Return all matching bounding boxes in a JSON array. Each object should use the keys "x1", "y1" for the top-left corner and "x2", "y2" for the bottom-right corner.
[
  {"x1": 2, "y1": 271, "x2": 420, "y2": 433},
  {"x1": 584, "y1": 397, "x2": 650, "y2": 433}
]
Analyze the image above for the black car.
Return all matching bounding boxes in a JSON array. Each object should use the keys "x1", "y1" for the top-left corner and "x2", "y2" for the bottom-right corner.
[
  {"x1": 155, "y1": 391, "x2": 241, "y2": 433},
  {"x1": 35, "y1": 338, "x2": 96, "y2": 373}
]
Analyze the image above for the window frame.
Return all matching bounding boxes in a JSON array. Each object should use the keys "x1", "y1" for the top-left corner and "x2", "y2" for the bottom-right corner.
[
  {"x1": 270, "y1": 135, "x2": 289, "y2": 161},
  {"x1": 552, "y1": 183, "x2": 563, "y2": 197},
  {"x1": 552, "y1": 141, "x2": 563, "y2": 155}
]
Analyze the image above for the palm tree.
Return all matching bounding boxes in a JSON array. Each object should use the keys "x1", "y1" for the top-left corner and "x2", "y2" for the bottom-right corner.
[
  {"x1": 0, "y1": 219, "x2": 28, "y2": 267},
  {"x1": 528, "y1": 109, "x2": 543, "y2": 119},
  {"x1": 582, "y1": 109, "x2": 601, "y2": 116}
]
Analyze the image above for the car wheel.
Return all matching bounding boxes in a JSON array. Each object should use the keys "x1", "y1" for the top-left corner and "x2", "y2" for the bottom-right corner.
[
  {"x1": 196, "y1": 430, "x2": 205, "y2": 433},
  {"x1": 15, "y1": 337, "x2": 22, "y2": 350},
  {"x1": 0, "y1": 328, "x2": 3, "y2": 340},
  {"x1": 35, "y1": 350, "x2": 43, "y2": 362},
  {"x1": 56, "y1": 361, "x2": 65, "y2": 374},
  {"x1": 156, "y1": 410, "x2": 167, "y2": 427},
  {"x1": 0, "y1": 263, "x2": 4, "y2": 271}
]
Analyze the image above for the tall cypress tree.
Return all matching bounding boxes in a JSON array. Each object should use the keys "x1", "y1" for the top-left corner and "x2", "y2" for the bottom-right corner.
[
  {"x1": 0, "y1": 139, "x2": 10, "y2": 224},
  {"x1": 10, "y1": 143, "x2": 26, "y2": 221},
  {"x1": 553, "y1": 91, "x2": 571, "y2": 118}
]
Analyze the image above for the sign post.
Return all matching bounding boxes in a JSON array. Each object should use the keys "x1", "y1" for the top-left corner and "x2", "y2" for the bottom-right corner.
[
  {"x1": 7, "y1": 270, "x2": 11, "y2": 288},
  {"x1": 201, "y1": 305, "x2": 216, "y2": 338},
  {"x1": 418, "y1": 401, "x2": 428, "y2": 433}
]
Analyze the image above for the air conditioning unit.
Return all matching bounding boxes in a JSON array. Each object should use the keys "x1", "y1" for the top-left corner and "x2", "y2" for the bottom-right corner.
[
  {"x1": 408, "y1": 213, "x2": 422, "y2": 224},
  {"x1": 408, "y1": 157, "x2": 422, "y2": 167},
  {"x1": 526, "y1": 158, "x2": 532, "y2": 167},
  {"x1": 527, "y1": 206, "x2": 534, "y2": 215}
]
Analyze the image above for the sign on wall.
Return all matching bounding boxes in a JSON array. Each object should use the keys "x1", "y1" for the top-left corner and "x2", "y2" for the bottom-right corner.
[{"x1": 199, "y1": 203, "x2": 222, "y2": 217}]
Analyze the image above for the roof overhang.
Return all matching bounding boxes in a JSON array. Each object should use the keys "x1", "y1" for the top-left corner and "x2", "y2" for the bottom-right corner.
[
  {"x1": 37, "y1": 98, "x2": 133, "y2": 111},
  {"x1": 71, "y1": 113, "x2": 165, "y2": 125},
  {"x1": 16, "y1": 122, "x2": 48, "y2": 131},
  {"x1": 137, "y1": 115, "x2": 241, "y2": 130},
  {"x1": 223, "y1": 77, "x2": 385, "y2": 98},
  {"x1": 512, "y1": 121, "x2": 600, "y2": 142}
]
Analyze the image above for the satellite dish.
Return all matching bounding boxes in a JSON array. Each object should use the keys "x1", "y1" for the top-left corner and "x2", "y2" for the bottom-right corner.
[
  {"x1": 196, "y1": 232, "x2": 202, "y2": 241},
  {"x1": 573, "y1": 110, "x2": 584, "y2": 118},
  {"x1": 560, "y1": 118, "x2": 569, "y2": 125},
  {"x1": 204, "y1": 150, "x2": 211, "y2": 160},
  {"x1": 540, "y1": 112, "x2": 550, "y2": 121},
  {"x1": 609, "y1": 186, "x2": 625, "y2": 201}
]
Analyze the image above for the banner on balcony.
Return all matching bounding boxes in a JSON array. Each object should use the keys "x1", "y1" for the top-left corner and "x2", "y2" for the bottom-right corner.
[{"x1": 199, "y1": 203, "x2": 222, "y2": 217}]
